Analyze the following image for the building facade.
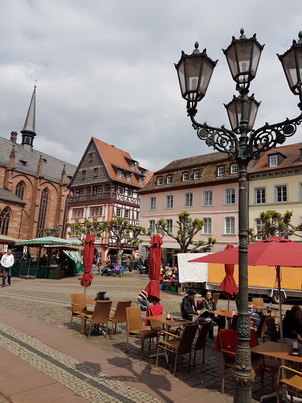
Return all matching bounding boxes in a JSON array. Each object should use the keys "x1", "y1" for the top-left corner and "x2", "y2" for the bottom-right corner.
[
  {"x1": 248, "y1": 142, "x2": 302, "y2": 242},
  {"x1": 66, "y1": 137, "x2": 152, "y2": 262},
  {"x1": 139, "y1": 152, "x2": 240, "y2": 264},
  {"x1": 0, "y1": 87, "x2": 76, "y2": 243}
]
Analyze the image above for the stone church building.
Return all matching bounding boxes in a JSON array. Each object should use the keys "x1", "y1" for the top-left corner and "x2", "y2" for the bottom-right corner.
[{"x1": 0, "y1": 86, "x2": 76, "y2": 240}]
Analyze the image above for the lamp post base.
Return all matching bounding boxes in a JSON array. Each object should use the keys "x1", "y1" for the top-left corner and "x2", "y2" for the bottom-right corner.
[{"x1": 233, "y1": 368, "x2": 253, "y2": 403}]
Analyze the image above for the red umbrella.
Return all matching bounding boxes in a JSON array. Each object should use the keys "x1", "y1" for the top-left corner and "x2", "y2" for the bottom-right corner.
[
  {"x1": 189, "y1": 237, "x2": 302, "y2": 267},
  {"x1": 80, "y1": 234, "x2": 95, "y2": 290},
  {"x1": 190, "y1": 237, "x2": 302, "y2": 340},
  {"x1": 220, "y1": 245, "x2": 238, "y2": 309},
  {"x1": 144, "y1": 235, "x2": 162, "y2": 302}
]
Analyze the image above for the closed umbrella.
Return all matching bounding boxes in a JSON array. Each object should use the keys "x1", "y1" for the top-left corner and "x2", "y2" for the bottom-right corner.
[
  {"x1": 80, "y1": 234, "x2": 95, "y2": 290},
  {"x1": 220, "y1": 244, "x2": 238, "y2": 310},
  {"x1": 144, "y1": 235, "x2": 162, "y2": 302},
  {"x1": 190, "y1": 237, "x2": 302, "y2": 340}
]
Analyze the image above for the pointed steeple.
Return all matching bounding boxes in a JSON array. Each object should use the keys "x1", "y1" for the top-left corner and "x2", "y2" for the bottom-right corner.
[{"x1": 21, "y1": 84, "x2": 37, "y2": 150}]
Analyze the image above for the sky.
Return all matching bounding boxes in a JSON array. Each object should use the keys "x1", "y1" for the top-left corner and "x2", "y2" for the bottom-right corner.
[{"x1": 1, "y1": 0, "x2": 302, "y2": 172}]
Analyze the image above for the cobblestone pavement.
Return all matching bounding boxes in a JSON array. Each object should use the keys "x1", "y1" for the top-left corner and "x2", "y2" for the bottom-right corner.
[{"x1": 0, "y1": 272, "x2": 280, "y2": 402}]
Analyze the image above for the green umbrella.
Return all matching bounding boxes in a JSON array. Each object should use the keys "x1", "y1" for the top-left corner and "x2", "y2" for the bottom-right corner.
[{"x1": 15, "y1": 236, "x2": 81, "y2": 247}]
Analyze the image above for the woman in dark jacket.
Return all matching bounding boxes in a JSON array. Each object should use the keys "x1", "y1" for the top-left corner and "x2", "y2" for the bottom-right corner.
[{"x1": 199, "y1": 291, "x2": 225, "y2": 337}]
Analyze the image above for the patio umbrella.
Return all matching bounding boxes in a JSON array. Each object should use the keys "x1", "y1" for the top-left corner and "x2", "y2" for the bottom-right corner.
[
  {"x1": 190, "y1": 237, "x2": 302, "y2": 340},
  {"x1": 15, "y1": 236, "x2": 81, "y2": 246},
  {"x1": 0, "y1": 235, "x2": 16, "y2": 244},
  {"x1": 80, "y1": 234, "x2": 95, "y2": 290},
  {"x1": 144, "y1": 235, "x2": 162, "y2": 302},
  {"x1": 220, "y1": 244, "x2": 238, "y2": 310}
]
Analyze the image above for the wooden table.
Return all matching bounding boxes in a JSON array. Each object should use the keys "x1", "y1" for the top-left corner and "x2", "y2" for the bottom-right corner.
[
  {"x1": 251, "y1": 341, "x2": 302, "y2": 363},
  {"x1": 211, "y1": 310, "x2": 233, "y2": 318},
  {"x1": 148, "y1": 314, "x2": 192, "y2": 328}
]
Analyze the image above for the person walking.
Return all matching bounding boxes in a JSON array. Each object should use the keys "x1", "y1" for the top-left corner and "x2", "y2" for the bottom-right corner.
[{"x1": 1, "y1": 249, "x2": 14, "y2": 287}]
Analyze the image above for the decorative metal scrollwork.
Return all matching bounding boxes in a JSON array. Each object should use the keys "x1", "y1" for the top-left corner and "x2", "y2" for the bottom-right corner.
[
  {"x1": 250, "y1": 111, "x2": 302, "y2": 159},
  {"x1": 191, "y1": 116, "x2": 238, "y2": 160},
  {"x1": 189, "y1": 107, "x2": 302, "y2": 163}
]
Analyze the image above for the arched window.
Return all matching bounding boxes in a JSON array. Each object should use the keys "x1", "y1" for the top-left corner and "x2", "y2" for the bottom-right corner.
[
  {"x1": 0, "y1": 207, "x2": 11, "y2": 235},
  {"x1": 15, "y1": 180, "x2": 25, "y2": 200},
  {"x1": 36, "y1": 188, "x2": 49, "y2": 237}
]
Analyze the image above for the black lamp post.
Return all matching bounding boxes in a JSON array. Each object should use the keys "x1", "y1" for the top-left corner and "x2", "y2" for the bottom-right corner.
[{"x1": 175, "y1": 29, "x2": 302, "y2": 402}]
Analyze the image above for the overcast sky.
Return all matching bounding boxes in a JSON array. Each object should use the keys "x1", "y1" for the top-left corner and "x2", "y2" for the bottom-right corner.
[{"x1": 1, "y1": 0, "x2": 302, "y2": 172}]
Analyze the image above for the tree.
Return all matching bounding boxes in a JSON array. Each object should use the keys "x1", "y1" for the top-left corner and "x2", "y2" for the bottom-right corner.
[
  {"x1": 249, "y1": 209, "x2": 302, "y2": 241},
  {"x1": 67, "y1": 217, "x2": 146, "y2": 265},
  {"x1": 157, "y1": 211, "x2": 216, "y2": 253},
  {"x1": 102, "y1": 217, "x2": 146, "y2": 265},
  {"x1": 67, "y1": 219, "x2": 104, "y2": 242}
]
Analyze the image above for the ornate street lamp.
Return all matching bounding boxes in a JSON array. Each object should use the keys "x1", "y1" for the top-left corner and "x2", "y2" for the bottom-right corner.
[{"x1": 175, "y1": 29, "x2": 302, "y2": 403}]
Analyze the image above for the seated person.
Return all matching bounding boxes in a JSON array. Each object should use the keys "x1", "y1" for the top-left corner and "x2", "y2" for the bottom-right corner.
[
  {"x1": 138, "y1": 290, "x2": 149, "y2": 311},
  {"x1": 199, "y1": 290, "x2": 225, "y2": 338},
  {"x1": 282, "y1": 305, "x2": 302, "y2": 339},
  {"x1": 181, "y1": 289, "x2": 198, "y2": 320}
]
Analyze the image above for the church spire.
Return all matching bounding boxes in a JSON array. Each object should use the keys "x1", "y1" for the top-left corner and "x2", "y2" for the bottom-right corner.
[{"x1": 21, "y1": 84, "x2": 37, "y2": 150}]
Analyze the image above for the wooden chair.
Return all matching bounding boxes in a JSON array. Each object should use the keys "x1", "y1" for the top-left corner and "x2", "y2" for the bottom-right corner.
[
  {"x1": 108, "y1": 300, "x2": 132, "y2": 336},
  {"x1": 230, "y1": 314, "x2": 238, "y2": 331},
  {"x1": 213, "y1": 292, "x2": 220, "y2": 305},
  {"x1": 277, "y1": 365, "x2": 302, "y2": 403},
  {"x1": 145, "y1": 304, "x2": 164, "y2": 332},
  {"x1": 125, "y1": 307, "x2": 158, "y2": 359},
  {"x1": 82, "y1": 300, "x2": 112, "y2": 338},
  {"x1": 70, "y1": 293, "x2": 93, "y2": 330},
  {"x1": 265, "y1": 316, "x2": 279, "y2": 342},
  {"x1": 256, "y1": 314, "x2": 268, "y2": 342},
  {"x1": 156, "y1": 323, "x2": 198, "y2": 376},
  {"x1": 192, "y1": 321, "x2": 211, "y2": 369},
  {"x1": 218, "y1": 329, "x2": 263, "y2": 394}
]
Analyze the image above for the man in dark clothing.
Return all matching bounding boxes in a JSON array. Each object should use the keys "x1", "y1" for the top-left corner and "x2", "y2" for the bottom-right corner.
[
  {"x1": 181, "y1": 289, "x2": 198, "y2": 320},
  {"x1": 282, "y1": 305, "x2": 302, "y2": 339}
]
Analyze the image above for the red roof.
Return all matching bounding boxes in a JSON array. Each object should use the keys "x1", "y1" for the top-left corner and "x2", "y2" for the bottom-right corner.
[
  {"x1": 249, "y1": 142, "x2": 302, "y2": 173},
  {"x1": 93, "y1": 138, "x2": 152, "y2": 188}
]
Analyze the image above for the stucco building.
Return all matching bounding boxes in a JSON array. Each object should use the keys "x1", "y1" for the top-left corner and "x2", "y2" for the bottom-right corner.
[
  {"x1": 139, "y1": 152, "x2": 240, "y2": 264},
  {"x1": 248, "y1": 142, "x2": 302, "y2": 241}
]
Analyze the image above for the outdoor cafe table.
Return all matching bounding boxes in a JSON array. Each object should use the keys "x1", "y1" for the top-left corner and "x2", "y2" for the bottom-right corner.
[
  {"x1": 148, "y1": 314, "x2": 192, "y2": 329},
  {"x1": 211, "y1": 309, "x2": 233, "y2": 328},
  {"x1": 251, "y1": 340, "x2": 302, "y2": 363}
]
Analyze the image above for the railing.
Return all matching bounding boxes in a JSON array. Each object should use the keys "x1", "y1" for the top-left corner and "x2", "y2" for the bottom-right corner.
[{"x1": 67, "y1": 192, "x2": 139, "y2": 205}]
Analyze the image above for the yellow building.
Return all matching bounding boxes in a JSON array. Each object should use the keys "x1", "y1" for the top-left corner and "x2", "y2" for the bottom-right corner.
[{"x1": 248, "y1": 142, "x2": 302, "y2": 241}]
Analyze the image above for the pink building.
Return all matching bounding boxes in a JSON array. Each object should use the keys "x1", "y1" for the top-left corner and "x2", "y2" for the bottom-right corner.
[{"x1": 139, "y1": 152, "x2": 239, "y2": 265}]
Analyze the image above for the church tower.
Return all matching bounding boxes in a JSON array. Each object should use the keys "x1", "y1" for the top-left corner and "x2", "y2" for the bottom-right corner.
[{"x1": 21, "y1": 85, "x2": 37, "y2": 151}]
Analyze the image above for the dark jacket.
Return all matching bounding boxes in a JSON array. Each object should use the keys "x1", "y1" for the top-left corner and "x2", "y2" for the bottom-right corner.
[
  {"x1": 181, "y1": 295, "x2": 197, "y2": 320},
  {"x1": 282, "y1": 312, "x2": 302, "y2": 339}
]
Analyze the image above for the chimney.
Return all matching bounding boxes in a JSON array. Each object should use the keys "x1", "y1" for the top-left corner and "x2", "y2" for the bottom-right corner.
[{"x1": 10, "y1": 131, "x2": 18, "y2": 143}]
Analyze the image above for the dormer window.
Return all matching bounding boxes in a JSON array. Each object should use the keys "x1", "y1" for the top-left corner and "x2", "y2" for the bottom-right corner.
[
  {"x1": 269, "y1": 154, "x2": 278, "y2": 167},
  {"x1": 268, "y1": 152, "x2": 285, "y2": 167},
  {"x1": 130, "y1": 162, "x2": 135, "y2": 170},
  {"x1": 231, "y1": 164, "x2": 238, "y2": 174},
  {"x1": 156, "y1": 176, "x2": 163, "y2": 185},
  {"x1": 166, "y1": 175, "x2": 172, "y2": 184},
  {"x1": 217, "y1": 166, "x2": 224, "y2": 176},
  {"x1": 117, "y1": 169, "x2": 123, "y2": 179},
  {"x1": 193, "y1": 170, "x2": 200, "y2": 180},
  {"x1": 138, "y1": 177, "x2": 143, "y2": 185},
  {"x1": 182, "y1": 172, "x2": 189, "y2": 182},
  {"x1": 126, "y1": 173, "x2": 131, "y2": 181}
]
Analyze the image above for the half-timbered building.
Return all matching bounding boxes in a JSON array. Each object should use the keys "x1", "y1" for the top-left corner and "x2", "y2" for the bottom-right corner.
[{"x1": 66, "y1": 138, "x2": 152, "y2": 262}]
